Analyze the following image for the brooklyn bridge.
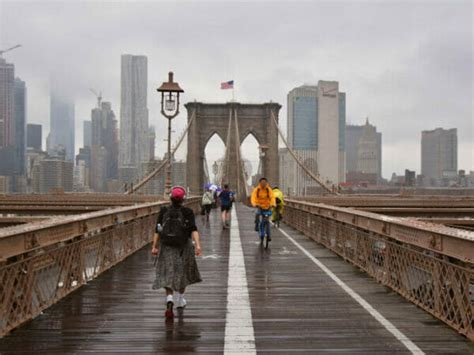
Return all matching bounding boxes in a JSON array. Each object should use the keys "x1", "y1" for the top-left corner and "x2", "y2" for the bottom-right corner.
[{"x1": 0, "y1": 102, "x2": 473, "y2": 354}]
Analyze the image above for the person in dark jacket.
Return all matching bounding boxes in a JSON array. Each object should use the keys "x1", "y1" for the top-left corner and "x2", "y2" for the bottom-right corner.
[
  {"x1": 218, "y1": 184, "x2": 235, "y2": 229},
  {"x1": 152, "y1": 186, "x2": 202, "y2": 319}
]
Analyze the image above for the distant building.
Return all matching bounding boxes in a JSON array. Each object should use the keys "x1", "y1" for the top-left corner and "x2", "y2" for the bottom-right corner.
[
  {"x1": 172, "y1": 160, "x2": 187, "y2": 188},
  {"x1": 0, "y1": 57, "x2": 15, "y2": 148},
  {"x1": 119, "y1": 166, "x2": 138, "y2": 190},
  {"x1": 75, "y1": 146, "x2": 91, "y2": 190},
  {"x1": 74, "y1": 160, "x2": 90, "y2": 192},
  {"x1": 39, "y1": 158, "x2": 73, "y2": 193},
  {"x1": 149, "y1": 126, "x2": 156, "y2": 161},
  {"x1": 278, "y1": 148, "x2": 296, "y2": 195},
  {"x1": 14, "y1": 78, "x2": 26, "y2": 176},
  {"x1": 0, "y1": 71, "x2": 27, "y2": 192},
  {"x1": 90, "y1": 101, "x2": 119, "y2": 191},
  {"x1": 90, "y1": 146, "x2": 107, "y2": 192},
  {"x1": 466, "y1": 171, "x2": 474, "y2": 187},
  {"x1": 83, "y1": 120, "x2": 92, "y2": 147},
  {"x1": 139, "y1": 160, "x2": 163, "y2": 194},
  {"x1": 119, "y1": 54, "x2": 149, "y2": 183},
  {"x1": 47, "y1": 84, "x2": 75, "y2": 161},
  {"x1": 286, "y1": 81, "x2": 345, "y2": 195},
  {"x1": 0, "y1": 175, "x2": 9, "y2": 193},
  {"x1": 27, "y1": 123, "x2": 42, "y2": 151},
  {"x1": 0, "y1": 145, "x2": 16, "y2": 176},
  {"x1": 76, "y1": 146, "x2": 91, "y2": 169},
  {"x1": 405, "y1": 169, "x2": 416, "y2": 187},
  {"x1": 26, "y1": 148, "x2": 48, "y2": 193},
  {"x1": 345, "y1": 119, "x2": 382, "y2": 183},
  {"x1": 421, "y1": 128, "x2": 457, "y2": 186},
  {"x1": 139, "y1": 159, "x2": 187, "y2": 195}
]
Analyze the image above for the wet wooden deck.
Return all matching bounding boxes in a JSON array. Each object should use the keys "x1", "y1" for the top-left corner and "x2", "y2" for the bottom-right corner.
[{"x1": 0, "y1": 203, "x2": 472, "y2": 354}]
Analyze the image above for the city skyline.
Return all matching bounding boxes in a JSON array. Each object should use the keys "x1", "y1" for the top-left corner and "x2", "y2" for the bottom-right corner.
[{"x1": 0, "y1": 1, "x2": 472, "y2": 178}]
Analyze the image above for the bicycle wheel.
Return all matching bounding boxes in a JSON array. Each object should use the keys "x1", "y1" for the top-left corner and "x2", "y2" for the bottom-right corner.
[
  {"x1": 259, "y1": 218, "x2": 264, "y2": 243},
  {"x1": 265, "y1": 220, "x2": 271, "y2": 249}
]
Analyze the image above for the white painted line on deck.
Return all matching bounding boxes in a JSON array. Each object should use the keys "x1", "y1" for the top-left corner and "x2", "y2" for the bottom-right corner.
[
  {"x1": 224, "y1": 208, "x2": 256, "y2": 355},
  {"x1": 278, "y1": 227, "x2": 425, "y2": 355}
]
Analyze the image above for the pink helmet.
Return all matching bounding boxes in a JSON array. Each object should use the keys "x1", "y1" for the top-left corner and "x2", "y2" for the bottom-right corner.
[{"x1": 170, "y1": 186, "x2": 186, "y2": 201}]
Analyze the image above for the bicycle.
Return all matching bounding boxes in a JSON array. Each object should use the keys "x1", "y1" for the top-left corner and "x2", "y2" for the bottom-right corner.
[{"x1": 257, "y1": 208, "x2": 272, "y2": 249}]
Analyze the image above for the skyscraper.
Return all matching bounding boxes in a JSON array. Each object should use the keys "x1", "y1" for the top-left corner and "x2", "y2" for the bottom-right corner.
[
  {"x1": 421, "y1": 128, "x2": 457, "y2": 185},
  {"x1": 345, "y1": 119, "x2": 382, "y2": 183},
  {"x1": 0, "y1": 60, "x2": 27, "y2": 192},
  {"x1": 90, "y1": 101, "x2": 119, "y2": 191},
  {"x1": 119, "y1": 54, "x2": 149, "y2": 182},
  {"x1": 27, "y1": 123, "x2": 42, "y2": 151},
  {"x1": 286, "y1": 81, "x2": 346, "y2": 194},
  {"x1": 83, "y1": 120, "x2": 92, "y2": 147},
  {"x1": 0, "y1": 57, "x2": 15, "y2": 148},
  {"x1": 14, "y1": 78, "x2": 26, "y2": 176},
  {"x1": 47, "y1": 84, "x2": 75, "y2": 161}
]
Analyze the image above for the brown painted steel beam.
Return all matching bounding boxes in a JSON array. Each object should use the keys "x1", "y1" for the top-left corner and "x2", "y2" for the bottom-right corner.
[
  {"x1": 0, "y1": 197, "x2": 200, "y2": 262},
  {"x1": 286, "y1": 199, "x2": 474, "y2": 263}
]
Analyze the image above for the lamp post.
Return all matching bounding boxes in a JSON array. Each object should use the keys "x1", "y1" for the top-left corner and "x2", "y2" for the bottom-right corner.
[
  {"x1": 259, "y1": 144, "x2": 268, "y2": 180},
  {"x1": 157, "y1": 72, "x2": 184, "y2": 195}
]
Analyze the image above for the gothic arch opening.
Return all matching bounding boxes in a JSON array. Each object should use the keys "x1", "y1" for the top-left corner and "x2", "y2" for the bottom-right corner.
[
  {"x1": 204, "y1": 133, "x2": 226, "y2": 185},
  {"x1": 240, "y1": 132, "x2": 260, "y2": 186},
  {"x1": 186, "y1": 102, "x2": 281, "y2": 195}
]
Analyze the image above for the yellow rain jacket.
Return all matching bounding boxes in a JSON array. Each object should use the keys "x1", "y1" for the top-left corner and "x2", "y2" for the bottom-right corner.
[
  {"x1": 251, "y1": 185, "x2": 275, "y2": 210},
  {"x1": 272, "y1": 188, "x2": 285, "y2": 221},
  {"x1": 272, "y1": 188, "x2": 284, "y2": 206}
]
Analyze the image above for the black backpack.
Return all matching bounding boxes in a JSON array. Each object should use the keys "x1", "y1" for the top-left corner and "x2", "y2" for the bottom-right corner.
[{"x1": 160, "y1": 207, "x2": 188, "y2": 248}]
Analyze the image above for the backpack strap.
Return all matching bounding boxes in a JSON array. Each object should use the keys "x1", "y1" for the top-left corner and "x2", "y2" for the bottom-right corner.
[{"x1": 256, "y1": 187, "x2": 269, "y2": 199}]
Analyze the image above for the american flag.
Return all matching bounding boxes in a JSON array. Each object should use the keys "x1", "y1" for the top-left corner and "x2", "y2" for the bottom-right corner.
[{"x1": 221, "y1": 80, "x2": 234, "y2": 90}]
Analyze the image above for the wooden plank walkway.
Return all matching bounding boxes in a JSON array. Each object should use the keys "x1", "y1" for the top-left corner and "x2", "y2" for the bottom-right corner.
[{"x1": 0, "y1": 203, "x2": 472, "y2": 354}]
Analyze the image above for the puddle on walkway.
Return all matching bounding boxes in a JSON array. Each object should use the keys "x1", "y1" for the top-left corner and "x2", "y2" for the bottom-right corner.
[
  {"x1": 201, "y1": 254, "x2": 221, "y2": 259},
  {"x1": 278, "y1": 246, "x2": 298, "y2": 255}
]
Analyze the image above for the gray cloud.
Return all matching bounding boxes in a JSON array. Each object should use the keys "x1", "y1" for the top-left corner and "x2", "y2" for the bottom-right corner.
[{"x1": 1, "y1": 0, "x2": 472, "y2": 178}]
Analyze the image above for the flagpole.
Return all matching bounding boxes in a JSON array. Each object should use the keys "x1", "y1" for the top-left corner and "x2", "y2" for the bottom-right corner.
[{"x1": 232, "y1": 87, "x2": 235, "y2": 102}]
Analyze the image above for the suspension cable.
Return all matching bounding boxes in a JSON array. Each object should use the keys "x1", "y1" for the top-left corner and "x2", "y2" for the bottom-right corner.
[
  {"x1": 233, "y1": 107, "x2": 250, "y2": 199},
  {"x1": 221, "y1": 107, "x2": 234, "y2": 187},
  {"x1": 270, "y1": 110, "x2": 338, "y2": 195},
  {"x1": 126, "y1": 110, "x2": 196, "y2": 194}
]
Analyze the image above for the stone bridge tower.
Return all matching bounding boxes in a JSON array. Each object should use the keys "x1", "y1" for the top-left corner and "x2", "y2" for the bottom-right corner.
[{"x1": 185, "y1": 102, "x2": 281, "y2": 197}]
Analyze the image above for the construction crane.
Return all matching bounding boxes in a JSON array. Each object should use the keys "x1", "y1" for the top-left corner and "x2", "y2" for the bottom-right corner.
[
  {"x1": 89, "y1": 89, "x2": 102, "y2": 108},
  {"x1": 0, "y1": 44, "x2": 21, "y2": 58}
]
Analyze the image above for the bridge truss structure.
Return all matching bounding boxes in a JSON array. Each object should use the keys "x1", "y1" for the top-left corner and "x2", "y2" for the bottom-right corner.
[{"x1": 0, "y1": 193, "x2": 473, "y2": 340}]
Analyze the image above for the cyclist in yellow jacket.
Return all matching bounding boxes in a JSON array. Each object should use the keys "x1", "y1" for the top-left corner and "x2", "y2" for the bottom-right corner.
[
  {"x1": 251, "y1": 177, "x2": 276, "y2": 232},
  {"x1": 271, "y1": 186, "x2": 284, "y2": 224}
]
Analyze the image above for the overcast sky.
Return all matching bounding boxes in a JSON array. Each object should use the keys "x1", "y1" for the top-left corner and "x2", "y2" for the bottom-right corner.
[{"x1": 1, "y1": 0, "x2": 472, "y2": 179}]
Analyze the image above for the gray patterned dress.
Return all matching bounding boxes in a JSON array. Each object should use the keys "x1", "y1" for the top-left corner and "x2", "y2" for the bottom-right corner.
[{"x1": 152, "y1": 205, "x2": 202, "y2": 291}]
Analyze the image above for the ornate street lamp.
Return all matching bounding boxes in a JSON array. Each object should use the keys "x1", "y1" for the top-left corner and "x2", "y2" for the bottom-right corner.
[{"x1": 157, "y1": 72, "x2": 184, "y2": 195}]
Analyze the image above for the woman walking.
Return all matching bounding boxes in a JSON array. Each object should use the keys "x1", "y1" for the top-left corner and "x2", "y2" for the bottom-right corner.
[{"x1": 152, "y1": 186, "x2": 202, "y2": 319}]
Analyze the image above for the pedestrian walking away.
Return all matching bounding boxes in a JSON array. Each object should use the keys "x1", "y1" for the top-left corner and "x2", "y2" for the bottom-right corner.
[
  {"x1": 152, "y1": 186, "x2": 203, "y2": 320},
  {"x1": 218, "y1": 184, "x2": 235, "y2": 229},
  {"x1": 201, "y1": 187, "x2": 214, "y2": 221}
]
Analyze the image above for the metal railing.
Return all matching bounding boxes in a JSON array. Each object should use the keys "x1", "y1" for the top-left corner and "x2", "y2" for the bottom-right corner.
[
  {"x1": 0, "y1": 198, "x2": 200, "y2": 337},
  {"x1": 284, "y1": 199, "x2": 474, "y2": 341}
]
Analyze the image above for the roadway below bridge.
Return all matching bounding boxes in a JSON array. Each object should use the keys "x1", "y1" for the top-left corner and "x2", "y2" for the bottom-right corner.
[{"x1": 0, "y1": 203, "x2": 472, "y2": 354}]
